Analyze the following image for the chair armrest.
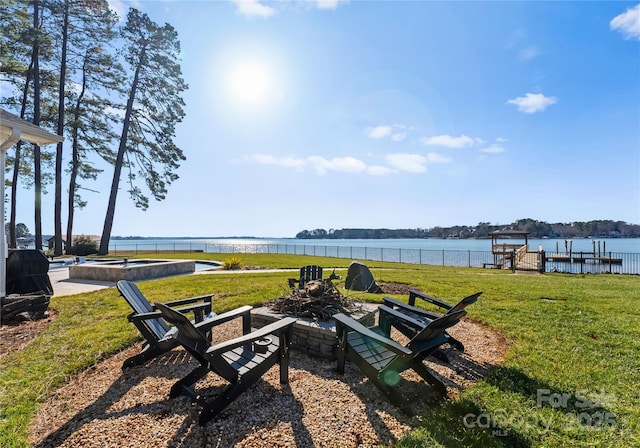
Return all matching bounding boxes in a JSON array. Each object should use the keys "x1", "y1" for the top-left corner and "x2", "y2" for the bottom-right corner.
[
  {"x1": 172, "y1": 302, "x2": 213, "y2": 317},
  {"x1": 333, "y1": 313, "x2": 412, "y2": 356},
  {"x1": 408, "y1": 289, "x2": 452, "y2": 310},
  {"x1": 129, "y1": 303, "x2": 215, "y2": 325},
  {"x1": 205, "y1": 317, "x2": 296, "y2": 357},
  {"x1": 194, "y1": 305, "x2": 253, "y2": 332},
  {"x1": 383, "y1": 296, "x2": 441, "y2": 321},
  {"x1": 155, "y1": 295, "x2": 214, "y2": 322},
  {"x1": 128, "y1": 310, "x2": 163, "y2": 322},
  {"x1": 378, "y1": 305, "x2": 429, "y2": 329},
  {"x1": 157, "y1": 294, "x2": 214, "y2": 308}
]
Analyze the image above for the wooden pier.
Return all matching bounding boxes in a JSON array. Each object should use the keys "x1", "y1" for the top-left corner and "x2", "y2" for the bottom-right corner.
[
  {"x1": 486, "y1": 230, "x2": 624, "y2": 273},
  {"x1": 547, "y1": 252, "x2": 622, "y2": 265},
  {"x1": 488, "y1": 230, "x2": 541, "y2": 272}
]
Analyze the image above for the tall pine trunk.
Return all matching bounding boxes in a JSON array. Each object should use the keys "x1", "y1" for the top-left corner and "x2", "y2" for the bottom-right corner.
[
  {"x1": 9, "y1": 64, "x2": 33, "y2": 248},
  {"x1": 54, "y1": 1, "x2": 70, "y2": 256},
  {"x1": 53, "y1": 0, "x2": 72, "y2": 256},
  {"x1": 32, "y1": 0, "x2": 43, "y2": 251},
  {"x1": 66, "y1": 54, "x2": 89, "y2": 254},
  {"x1": 98, "y1": 48, "x2": 145, "y2": 255}
]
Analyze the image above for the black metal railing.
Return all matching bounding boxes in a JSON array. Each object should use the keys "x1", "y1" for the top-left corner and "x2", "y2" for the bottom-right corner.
[{"x1": 108, "y1": 241, "x2": 639, "y2": 275}]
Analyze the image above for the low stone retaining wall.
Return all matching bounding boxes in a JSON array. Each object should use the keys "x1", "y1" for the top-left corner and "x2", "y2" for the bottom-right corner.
[
  {"x1": 251, "y1": 303, "x2": 378, "y2": 360},
  {"x1": 68, "y1": 259, "x2": 195, "y2": 282}
]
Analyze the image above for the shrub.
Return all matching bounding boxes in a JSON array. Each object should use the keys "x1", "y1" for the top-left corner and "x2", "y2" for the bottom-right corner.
[
  {"x1": 70, "y1": 235, "x2": 98, "y2": 256},
  {"x1": 221, "y1": 257, "x2": 243, "y2": 270}
]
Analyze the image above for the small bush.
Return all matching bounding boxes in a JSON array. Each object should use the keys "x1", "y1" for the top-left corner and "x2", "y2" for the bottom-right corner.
[
  {"x1": 222, "y1": 257, "x2": 243, "y2": 270},
  {"x1": 70, "y1": 235, "x2": 98, "y2": 256}
]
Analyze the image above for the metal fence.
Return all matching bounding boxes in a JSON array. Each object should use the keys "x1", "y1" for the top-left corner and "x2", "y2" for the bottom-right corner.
[{"x1": 109, "y1": 241, "x2": 640, "y2": 275}]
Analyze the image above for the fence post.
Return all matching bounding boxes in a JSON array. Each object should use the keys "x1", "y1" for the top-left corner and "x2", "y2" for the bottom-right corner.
[
  {"x1": 442, "y1": 250, "x2": 445, "y2": 266},
  {"x1": 609, "y1": 252, "x2": 612, "y2": 274},
  {"x1": 540, "y1": 250, "x2": 546, "y2": 273},
  {"x1": 511, "y1": 250, "x2": 516, "y2": 272},
  {"x1": 468, "y1": 250, "x2": 471, "y2": 267}
]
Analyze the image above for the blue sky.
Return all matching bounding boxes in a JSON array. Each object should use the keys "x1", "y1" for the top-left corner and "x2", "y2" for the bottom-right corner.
[{"x1": 24, "y1": 1, "x2": 640, "y2": 237}]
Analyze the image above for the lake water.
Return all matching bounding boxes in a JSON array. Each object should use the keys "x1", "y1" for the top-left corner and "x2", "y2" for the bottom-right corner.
[{"x1": 108, "y1": 237, "x2": 640, "y2": 254}]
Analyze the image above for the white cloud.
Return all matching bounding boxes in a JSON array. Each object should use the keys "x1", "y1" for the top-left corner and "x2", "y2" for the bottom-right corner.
[
  {"x1": 421, "y1": 134, "x2": 475, "y2": 148},
  {"x1": 425, "y1": 153, "x2": 452, "y2": 163},
  {"x1": 107, "y1": 0, "x2": 138, "y2": 19},
  {"x1": 496, "y1": 137, "x2": 508, "y2": 143},
  {"x1": 518, "y1": 46, "x2": 541, "y2": 61},
  {"x1": 307, "y1": 156, "x2": 367, "y2": 175},
  {"x1": 245, "y1": 154, "x2": 306, "y2": 169},
  {"x1": 505, "y1": 28, "x2": 526, "y2": 49},
  {"x1": 365, "y1": 124, "x2": 409, "y2": 141},
  {"x1": 231, "y1": 0, "x2": 277, "y2": 18},
  {"x1": 231, "y1": 0, "x2": 345, "y2": 17},
  {"x1": 481, "y1": 144, "x2": 506, "y2": 154},
  {"x1": 367, "y1": 165, "x2": 397, "y2": 176},
  {"x1": 507, "y1": 93, "x2": 558, "y2": 114},
  {"x1": 316, "y1": 0, "x2": 344, "y2": 10},
  {"x1": 245, "y1": 150, "x2": 451, "y2": 176},
  {"x1": 610, "y1": 4, "x2": 640, "y2": 40},
  {"x1": 365, "y1": 125, "x2": 393, "y2": 139},
  {"x1": 385, "y1": 153, "x2": 428, "y2": 173}
]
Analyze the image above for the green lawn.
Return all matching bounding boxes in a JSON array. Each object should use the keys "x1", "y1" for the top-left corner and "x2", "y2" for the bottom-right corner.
[{"x1": 1, "y1": 254, "x2": 638, "y2": 447}]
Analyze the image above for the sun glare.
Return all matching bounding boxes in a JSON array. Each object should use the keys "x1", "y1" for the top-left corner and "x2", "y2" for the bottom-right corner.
[{"x1": 227, "y1": 61, "x2": 273, "y2": 106}]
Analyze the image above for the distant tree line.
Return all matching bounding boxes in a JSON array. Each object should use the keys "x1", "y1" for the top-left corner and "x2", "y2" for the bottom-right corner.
[
  {"x1": 296, "y1": 219, "x2": 640, "y2": 239},
  {"x1": 1, "y1": 1, "x2": 187, "y2": 255}
]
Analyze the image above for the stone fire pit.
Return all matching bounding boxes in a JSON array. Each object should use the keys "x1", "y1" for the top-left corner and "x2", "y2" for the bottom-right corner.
[{"x1": 251, "y1": 279, "x2": 377, "y2": 360}]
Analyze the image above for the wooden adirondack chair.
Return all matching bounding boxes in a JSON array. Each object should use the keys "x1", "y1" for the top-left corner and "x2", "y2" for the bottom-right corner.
[
  {"x1": 155, "y1": 302, "x2": 296, "y2": 425},
  {"x1": 117, "y1": 280, "x2": 251, "y2": 369},
  {"x1": 334, "y1": 305, "x2": 465, "y2": 408},
  {"x1": 382, "y1": 290, "x2": 481, "y2": 355}
]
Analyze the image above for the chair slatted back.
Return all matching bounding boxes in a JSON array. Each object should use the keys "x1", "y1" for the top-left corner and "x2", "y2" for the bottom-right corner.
[
  {"x1": 408, "y1": 310, "x2": 466, "y2": 349},
  {"x1": 300, "y1": 265, "x2": 323, "y2": 286},
  {"x1": 155, "y1": 302, "x2": 211, "y2": 355},
  {"x1": 156, "y1": 302, "x2": 239, "y2": 382},
  {"x1": 117, "y1": 280, "x2": 170, "y2": 339},
  {"x1": 448, "y1": 292, "x2": 482, "y2": 315}
]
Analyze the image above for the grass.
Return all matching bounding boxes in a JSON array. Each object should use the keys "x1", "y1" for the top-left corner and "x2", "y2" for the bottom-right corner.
[{"x1": 1, "y1": 253, "x2": 639, "y2": 447}]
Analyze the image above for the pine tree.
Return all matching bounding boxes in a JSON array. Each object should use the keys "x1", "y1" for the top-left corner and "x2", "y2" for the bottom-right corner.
[
  {"x1": 45, "y1": 0, "x2": 123, "y2": 255},
  {"x1": 1, "y1": 0, "x2": 58, "y2": 249},
  {"x1": 98, "y1": 8, "x2": 187, "y2": 255}
]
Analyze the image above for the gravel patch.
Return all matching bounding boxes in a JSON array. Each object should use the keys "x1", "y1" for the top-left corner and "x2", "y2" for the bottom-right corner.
[
  {"x1": 29, "y1": 318, "x2": 508, "y2": 448},
  {"x1": 0, "y1": 312, "x2": 55, "y2": 361}
]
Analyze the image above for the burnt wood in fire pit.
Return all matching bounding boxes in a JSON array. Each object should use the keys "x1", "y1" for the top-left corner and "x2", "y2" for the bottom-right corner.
[{"x1": 268, "y1": 279, "x2": 358, "y2": 321}]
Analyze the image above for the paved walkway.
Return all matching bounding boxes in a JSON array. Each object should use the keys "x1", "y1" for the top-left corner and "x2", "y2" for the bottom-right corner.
[
  {"x1": 49, "y1": 265, "x2": 301, "y2": 297},
  {"x1": 49, "y1": 268, "x2": 115, "y2": 297}
]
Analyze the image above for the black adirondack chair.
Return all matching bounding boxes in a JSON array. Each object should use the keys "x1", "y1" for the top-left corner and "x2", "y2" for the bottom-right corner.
[
  {"x1": 155, "y1": 302, "x2": 296, "y2": 425},
  {"x1": 117, "y1": 280, "x2": 251, "y2": 369},
  {"x1": 287, "y1": 265, "x2": 324, "y2": 289},
  {"x1": 382, "y1": 290, "x2": 481, "y2": 355},
  {"x1": 334, "y1": 305, "x2": 465, "y2": 408}
]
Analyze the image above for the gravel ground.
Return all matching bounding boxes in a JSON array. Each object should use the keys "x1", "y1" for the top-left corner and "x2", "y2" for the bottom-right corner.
[
  {"x1": 0, "y1": 313, "x2": 55, "y2": 361},
  {"x1": 27, "y1": 316, "x2": 508, "y2": 448}
]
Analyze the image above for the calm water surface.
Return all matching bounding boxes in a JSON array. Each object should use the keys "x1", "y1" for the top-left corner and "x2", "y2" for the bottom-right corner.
[{"x1": 109, "y1": 237, "x2": 640, "y2": 254}]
